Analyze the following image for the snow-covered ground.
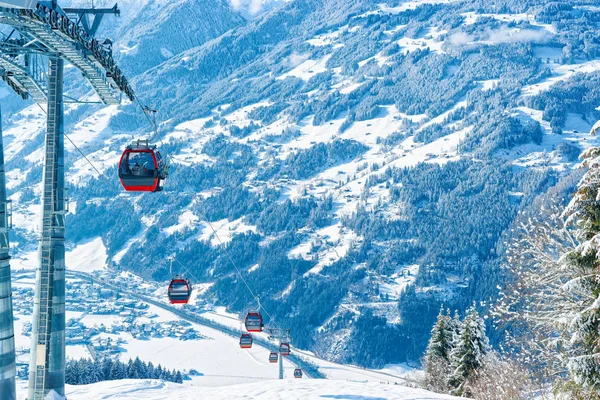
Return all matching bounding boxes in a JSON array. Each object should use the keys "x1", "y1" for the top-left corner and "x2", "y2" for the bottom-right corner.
[
  {"x1": 371, "y1": 0, "x2": 463, "y2": 15},
  {"x1": 277, "y1": 54, "x2": 332, "y2": 81},
  {"x1": 199, "y1": 217, "x2": 257, "y2": 246},
  {"x1": 16, "y1": 378, "x2": 456, "y2": 400},
  {"x1": 522, "y1": 59, "x2": 600, "y2": 96},
  {"x1": 65, "y1": 238, "x2": 108, "y2": 273},
  {"x1": 199, "y1": 307, "x2": 420, "y2": 385}
]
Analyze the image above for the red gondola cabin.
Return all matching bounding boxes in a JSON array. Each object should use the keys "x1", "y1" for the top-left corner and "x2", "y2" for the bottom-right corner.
[
  {"x1": 118, "y1": 140, "x2": 167, "y2": 192},
  {"x1": 168, "y1": 277, "x2": 192, "y2": 304},
  {"x1": 279, "y1": 342, "x2": 290, "y2": 356},
  {"x1": 294, "y1": 368, "x2": 303, "y2": 378},
  {"x1": 240, "y1": 333, "x2": 253, "y2": 349},
  {"x1": 244, "y1": 311, "x2": 264, "y2": 332},
  {"x1": 269, "y1": 352, "x2": 278, "y2": 363}
]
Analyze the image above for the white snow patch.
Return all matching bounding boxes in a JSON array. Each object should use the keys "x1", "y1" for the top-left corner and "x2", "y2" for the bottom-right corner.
[
  {"x1": 479, "y1": 79, "x2": 499, "y2": 91},
  {"x1": 371, "y1": 0, "x2": 463, "y2": 15},
  {"x1": 306, "y1": 30, "x2": 341, "y2": 47},
  {"x1": 16, "y1": 378, "x2": 458, "y2": 399},
  {"x1": 12, "y1": 204, "x2": 40, "y2": 234},
  {"x1": 11, "y1": 250, "x2": 38, "y2": 271},
  {"x1": 511, "y1": 107, "x2": 600, "y2": 169},
  {"x1": 165, "y1": 210, "x2": 199, "y2": 235},
  {"x1": 288, "y1": 223, "x2": 360, "y2": 276},
  {"x1": 68, "y1": 149, "x2": 121, "y2": 186},
  {"x1": 66, "y1": 344, "x2": 93, "y2": 360},
  {"x1": 4, "y1": 105, "x2": 46, "y2": 162},
  {"x1": 332, "y1": 80, "x2": 365, "y2": 95},
  {"x1": 66, "y1": 105, "x2": 119, "y2": 149},
  {"x1": 522, "y1": 60, "x2": 600, "y2": 96},
  {"x1": 200, "y1": 218, "x2": 257, "y2": 246},
  {"x1": 66, "y1": 237, "x2": 108, "y2": 273},
  {"x1": 379, "y1": 264, "x2": 419, "y2": 300},
  {"x1": 5, "y1": 168, "x2": 25, "y2": 190},
  {"x1": 277, "y1": 54, "x2": 332, "y2": 81},
  {"x1": 160, "y1": 47, "x2": 174, "y2": 58},
  {"x1": 396, "y1": 26, "x2": 447, "y2": 54}
]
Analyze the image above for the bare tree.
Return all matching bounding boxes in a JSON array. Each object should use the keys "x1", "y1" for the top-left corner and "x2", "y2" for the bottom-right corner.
[
  {"x1": 492, "y1": 203, "x2": 577, "y2": 392},
  {"x1": 467, "y1": 353, "x2": 540, "y2": 400}
]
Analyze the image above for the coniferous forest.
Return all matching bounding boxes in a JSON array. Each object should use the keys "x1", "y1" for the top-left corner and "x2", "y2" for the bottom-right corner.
[{"x1": 65, "y1": 357, "x2": 186, "y2": 386}]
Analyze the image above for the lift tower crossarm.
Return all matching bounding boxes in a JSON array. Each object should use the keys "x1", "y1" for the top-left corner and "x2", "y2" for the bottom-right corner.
[
  {"x1": 63, "y1": 4, "x2": 119, "y2": 14},
  {"x1": 63, "y1": 4, "x2": 119, "y2": 36}
]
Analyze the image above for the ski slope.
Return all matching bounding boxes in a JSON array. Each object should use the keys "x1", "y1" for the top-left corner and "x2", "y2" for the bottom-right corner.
[
  {"x1": 16, "y1": 379, "x2": 457, "y2": 399},
  {"x1": 197, "y1": 307, "x2": 420, "y2": 384}
]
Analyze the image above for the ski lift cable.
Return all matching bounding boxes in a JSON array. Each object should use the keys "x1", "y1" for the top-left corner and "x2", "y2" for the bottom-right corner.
[
  {"x1": 196, "y1": 208, "x2": 283, "y2": 332},
  {"x1": 63, "y1": 135, "x2": 211, "y2": 294},
  {"x1": 37, "y1": 101, "x2": 111, "y2": 186},
  {"x1": 65, "y1": 107, "x2": 285, "y2": 335},
  {"x1": 64, "y1": 132, "x2": 107, "y2": 179},
  {"x1": 134, "y1": 97, "x2": 164, "y2": 147},
  {"x1": 133, "y1": 100, "x2": 185, "y2": 175},
  {"x1": 61, "y1": 110, "x2": 208, "y2": 290}
]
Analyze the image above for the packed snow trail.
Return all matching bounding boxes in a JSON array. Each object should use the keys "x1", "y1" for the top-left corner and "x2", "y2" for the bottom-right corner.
[
  {"x1": 292, "y1": 347, "x2": 420, "y2": 385},
  {"x1": 17, "y1": 379, "x2": 459, "y2": 399}
]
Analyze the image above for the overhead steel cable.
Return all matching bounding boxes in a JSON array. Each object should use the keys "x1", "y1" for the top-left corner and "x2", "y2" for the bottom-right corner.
[
  {"x1": 69, "y1": 143, "x2": 285, "y2": 332},
  {"x1": 64, "y1": 133, "x2": 106, "y2": 179},
  {"x1": 196, "y1": 209, "x2": 283, "y2": 332},
  {"x1": 64, "y1": 101, "x2": 288, "y2": 338},
  {"x1": 60, "y1": 128, "x2": 210, "y2": 293}
]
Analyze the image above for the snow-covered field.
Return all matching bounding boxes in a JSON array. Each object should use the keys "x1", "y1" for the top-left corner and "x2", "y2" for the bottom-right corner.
[
  {"x1": 16, "y1": 379, "x2": 456, "y2": 400},
  {"x1": 65, "y1": 238, "x2": 108, "y2": 272}
]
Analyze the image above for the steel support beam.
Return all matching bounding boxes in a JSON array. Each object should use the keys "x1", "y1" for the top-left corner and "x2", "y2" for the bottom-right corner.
[
  {"x1": 27, "y1": 56, "x2": 66, "y2": 400},
  {"x1": 279, "y1": 352, "x2": 283, "y2": 380},
  {"x1": 0, "y1": 106, "x2": 16, "y2": 400}
]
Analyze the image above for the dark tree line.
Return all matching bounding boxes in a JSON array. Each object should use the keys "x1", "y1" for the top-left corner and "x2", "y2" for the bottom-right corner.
[{"x1": 65, "y1": 357, "x2": 186, "y2": 385}]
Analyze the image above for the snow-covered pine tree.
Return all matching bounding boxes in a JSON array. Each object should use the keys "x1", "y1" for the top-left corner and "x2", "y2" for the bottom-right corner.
[
  {"x1": 448, "y1": 305, "x2": 490, "y2": 396},
  {"x1": 132, "y1": 356, "x2": 147, "y2": 378},
  {"x1": 424, "y1": 307, "x2": 454, "y2": 392},
  {"x1": 101, "y1": 357, "x2": 113, "y2": 381},
  {"x1": 562, "y1": 146, "x2": 600, "y2": 391},
  {"x1": 147, "y1": 361, "x2": 155, "y2": 380},
  {"x1": 450, "y1": 310, "x2": 462, "y2": 347},
  {"x1": 80, "y1": 360, "x2": 94, "y2": 384},
  {"x1": 65, "y1": 359, "x2": 80, "y2": 385},
  {"x1": 115, "y1": 360, "x2": 128, "y2": 380}
]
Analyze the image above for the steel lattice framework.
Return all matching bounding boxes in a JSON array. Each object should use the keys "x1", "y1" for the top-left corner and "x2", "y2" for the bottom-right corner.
[
  {"x1": 0, "y1": 2, "x2": 134, "y2": 103},
  {"x1": 0, "y1": 1, "x2": 134, "y2": 399}
]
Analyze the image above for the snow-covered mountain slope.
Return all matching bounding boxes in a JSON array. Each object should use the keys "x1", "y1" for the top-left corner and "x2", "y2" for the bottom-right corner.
[
  {"x1": 11, "y1": 259, "x2": 418, "y2": 389},
  {"x1": 5, "y1": 0, "x2": 600, "y2": 369},
  {"x1": 229, "y1": 0, "x2": 290, "y2": 19},
  {"x1": 62, "y1": 0, "x2": 246, "y2": 76},
  {"x1": 16, "y1": 379, "x2": 457, "y2": 400}
]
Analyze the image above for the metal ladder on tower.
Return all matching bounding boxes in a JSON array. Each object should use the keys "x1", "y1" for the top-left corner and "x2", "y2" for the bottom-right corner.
[{"x1": 31, "y1": 59, "x2": 60, "y2": 400}]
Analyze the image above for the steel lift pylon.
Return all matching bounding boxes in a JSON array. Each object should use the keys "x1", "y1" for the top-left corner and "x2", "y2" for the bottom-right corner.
[
  {"x1": 0, "y1": 1, "x2": 134, "y2": 398},
  {"x1": 267, "y1": 328, "x2": 291, "y2": 380},
  {"x1": 0, "y1": 107, "x2": 16, "y2": 400},
  {"x1": 28, "y1": 56, "x2": 67, "y2": 399}
]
